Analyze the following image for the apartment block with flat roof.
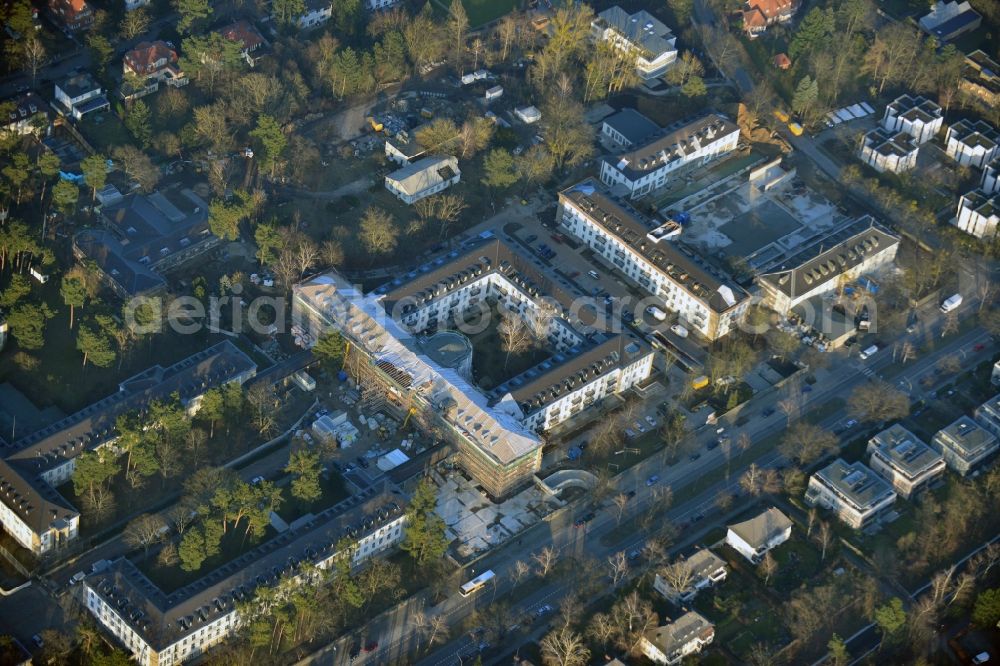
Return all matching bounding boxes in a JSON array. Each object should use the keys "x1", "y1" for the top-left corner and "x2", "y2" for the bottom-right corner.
[
  {"x1": 859, "y1": 128, "x2": 919, "y2": 174},
  {"x1": 974, "y1": 394, "x2": 1000, "y2": 440},
  {"x1": 867, "y1": 425, "x2": 945, "y2": 498},
  {"x1": 932, "y1": 415, "x2": 999, "y2": 476},
  {"x1": 945, "y1": 119, "x2": 1000, "y2": 168},
  {"x1": 558, "y1": 180, "x2": 749, "y2": 340},
  {"x1": 882, "y1": 94, "x2": 943, "y2": 144},
  {"x1": 954, "y1": 190, "x2": 999, "y2": 239},
  {"x1": 805, "y1": 459, "x2": 897, "y2": 529}
]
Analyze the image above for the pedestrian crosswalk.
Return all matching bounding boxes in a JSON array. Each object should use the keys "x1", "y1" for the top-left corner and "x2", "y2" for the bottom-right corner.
[{"x1": 859, "y1": 365, "x2": 878, "y2": 379}]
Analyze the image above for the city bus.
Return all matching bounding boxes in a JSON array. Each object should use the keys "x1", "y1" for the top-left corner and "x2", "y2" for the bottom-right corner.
[{"x1": 459, "y1": 570, "x2": 495, "y2": 597}]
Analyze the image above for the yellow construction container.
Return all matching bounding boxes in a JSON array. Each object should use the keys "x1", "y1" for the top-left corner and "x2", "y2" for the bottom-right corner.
[{"x1": 692, "y1": 375, "x2": 710, "y2": 390}]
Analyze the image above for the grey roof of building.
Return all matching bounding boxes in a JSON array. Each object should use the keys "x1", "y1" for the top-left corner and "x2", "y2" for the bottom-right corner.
[
  {"x1": 864, "y1": 127, "x2": 919, "y2": 157},
  {"x1": 2, "y1": 92, "x2": 50, "y2": 125},
  {"x1": 86, "y1": 488, "x2": 404, "y2": 651},
  {"x1": 727, "y1": 507, "x2": 791, "y2": 548},
  {"x1": 868, "y1": 425, "x2": 943, "y2": 478},
  {"x1": 595, "y1": 6, "x2": 675, "y2": 58},
  {"x1": 683, "y1": 548, "x2": 727, "y2": 581},
  {"x1": 758, "y1": 216, "x2": 899, "y2": 300},
  {"x1": 643, "y1": 611, "x2": 714, "y2": 657},
  {"x1": 948, "y1": 119, "x2": 999, "y2": 151},
  {"x1": 491, "y1": 333, "x2": 650, "y2": 414},
  {"x1": 385, "y1": 125, "x2": 429, "y2": 161},
  {"x1": 603, "y1": 114, "x2": 739, "y2": 181},
  {"x1": 602, "y1": 108, "x2": 661, "y2": 146},
  {"x1": 385, "y1": 155, "x2": 458, "y2": 197},
  {"x1": 75, "y1": 188, "x2": 214, "y2": 295},
  {"x1": 935, "y1": 415, "x2": 998, "y2": 457},
  {"x1": 1, "y1": 342, "x2": 255, "y2": 538},
  {"x1": 886, "y1": 94, "x2": 943, "y2": 124},
  {"x1": 960, "y1": 190, "x2": 999, "y2": 218},
  {"x1": 812, "y1": 459, "x2": 896, "y2": 510},
  {"x1": 57, "y1": 73, "x2": 101, "y2": 99},
  {"x1": 560, "y1": 180, "x2": 748, "y2": 314}
]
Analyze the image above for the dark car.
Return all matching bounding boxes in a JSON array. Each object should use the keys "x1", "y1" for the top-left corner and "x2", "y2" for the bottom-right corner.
[
  {"x1": 626, "y1": 489, "x2": 636, "y2": 499},
  {"x1": 762, "y1": 407, "x2": 776, "y2": 417},
  {"x1": 349, "y1": 643, "x2": 361, "y2": 660},
  {"x1": 525, "y1": 234, "x2": 538, "y2": 243},
  {"x1": 574, "y1": 512, "x2": 595, "y2": 527},
  {"x1": 689, "y1": 452, "x2": 702, "y2": 461}
]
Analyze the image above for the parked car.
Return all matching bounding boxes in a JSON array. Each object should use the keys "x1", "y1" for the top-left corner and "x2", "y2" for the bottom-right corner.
[
  {"x1": 626, "y1": 489, "x2": 636, "y2": 498},
  {"x1": 251, "y1": 475, "x2": 265, "y2": 484},
  {"x1": 644, "y1": 415, "x2": 657, "y2": 428},
  {"x1": 646, "y1": 475, "x2": 660, "y2": 486},
  {"x1": 670, "y1": 324, "x2": 689, "y2": 338},
  {"x1": 32, "y1": 635, "x2": 43, "y2": 649},
  {"x1": 70, "y1": 571, "x2": 86, "y2": 585},
  {"x1": 689, "y1": 452, "x2": 702, "y2": 461},
  {"x1": 535, "y1": 604, "x2": 554, "y2": 617},
  {"x1": 525, "y1": 234, "x2": 537, "y2": 243},
  {"x1": 762, "y1": 407, "x2": 776, "y2": 417}
]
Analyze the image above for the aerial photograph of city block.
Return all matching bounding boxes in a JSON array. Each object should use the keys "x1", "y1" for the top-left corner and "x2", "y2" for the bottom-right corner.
[{"x1": 1, "y1": 0, "x2": 1000, "y2": 663}]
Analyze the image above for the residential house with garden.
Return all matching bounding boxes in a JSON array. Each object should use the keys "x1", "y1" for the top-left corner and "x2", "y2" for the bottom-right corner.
[
  {"x1": 639, "y1": 611, "x2": 715, "y2": 665},
  {"x1": 742, "y1": 0, "x2": 799, "y2": 38},
  {"x1": 384, "y1": 155, "x2": 461, "y2": 204},
  {"x1": 122, "y1": 41, "x2": 188, "y2": 100},
  {"x1": 590, "y1": 6, "x2": 678, "y2": 81},
  {"x1": 54, "y1": 73, "x2": 109, "y2": 121},
  {"x1": 725, "y1": 507, "x2": 792, "y2": 563},
  {"x1": 652, "y1": 548, "x2": 727, "y2": 603},
  {"x1": 933, "y1": 415, "x2": 999, "y2": 476}
]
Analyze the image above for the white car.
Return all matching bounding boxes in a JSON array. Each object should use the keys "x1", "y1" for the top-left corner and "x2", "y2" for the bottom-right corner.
[
  {"x1": 644, "y1": 415, "x2": 657, "y2": 428},
  {"x1": 973, "y1": 653, "x2": 990, "y2": 665},
  {"x1": 251, "y1": 476, "x2": 265, "y2": 485},
  {"x1": 670, "y1": 324, "x2": 689, "y2": 338},
  {"x1": 646, "y1": 306, "x2": 667, "y2": 321}
]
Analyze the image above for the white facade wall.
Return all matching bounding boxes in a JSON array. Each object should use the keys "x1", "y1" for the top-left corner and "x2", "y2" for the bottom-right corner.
[
  {"x1": 866, "y1": 451, "x2": 945, "y2": 499},
  {"x1": 724, "y1": 526, "x2": 790, "y2": 563},
  {"x1": 983, "y1": 163, "x2": 1000, "y2": 194},
  {"x1": 559, "y1": 200, "x2": 746, "y2": 340},
  {"x1": 955, "y1": 194, "x2": 999, "y2": 238},
  {"x1": 882, "y1": 108, "x2": 942, "y2": 144},
  {"x1": 804, "y1": 476, "x2": 896, "y2": 529},
  {"x1": 600, "y1": 129, "x2": 739, "y2": 198},
  {"x1": 521, "y1": 351, "x2": 654, "y2": 431},
  {"x1": 297, "y1": 4, "x2": 331, "y2": 28},
  {"x1": 87, "y1": 513, "x2": 405, "y2": 664},
  {"x1": 592, "y1": 26, "x2": 677, "y2": 80},
  {"x1": 859, "y1": 140, "x2": 918, "y2": 174},
  {"x1": 384, "y1": 171, "x2": 460, "y2": 204},
  {"x1": 366, "y1": 0, "x2": 399, "y2": 8},
  {"x1": 946, "y1": 134, "x2": 1000, "y2": 168}
]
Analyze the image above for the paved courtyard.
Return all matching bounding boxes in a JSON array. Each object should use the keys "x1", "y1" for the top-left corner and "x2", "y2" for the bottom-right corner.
[{"x1": 433, "y1": 469, "x2": 561, "y2": 558}]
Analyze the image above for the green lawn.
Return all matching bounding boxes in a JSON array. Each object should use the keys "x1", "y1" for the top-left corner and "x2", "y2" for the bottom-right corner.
[{"x1": 78, "y1": 111, "x2": 132, "y2": 153}]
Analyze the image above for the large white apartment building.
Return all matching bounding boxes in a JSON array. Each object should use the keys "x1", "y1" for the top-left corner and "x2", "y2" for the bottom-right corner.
[
  {"x1": 640, "y1": 612, "x2": 715, "y2": 665},
  {"x1": 945, "y1": 119, "x2": 1000, "y2": 168},
  {"x1": 591, "y1": 6, "x2": 677, "y2": 81},
  {"x1": 867, "y1": 425, "x2": 945, "y2": 499},
  {"x1": 0, "y1": 343, "x2": 255, "y2": 556},
  {"x1": 756, "y1": 216, "x2": 899, "y2": 317},
  {"x1": 600, "y1": 114, "x2": 740, "y2": 198},
  {"x1": 975, "y1": 394, "x2": 1000, "y2": 439},
  {"x1": 559, "y1": 181, "x2": 749, "y2": 340},
  {"x1": 85, "y1": 490, "x2": 405, "y2": 666},
  {"x1": 933, "y1": 415, "x2": 999, "y2": 476},
  {"x1": 859, "y1": 128, "x2": 919, "y2": 174},
  {"x1": 805, "y1": 459, "x2": 897, "y2": 529},
  {"x1": 954, "y1": 190, "x2": 1000, "y2": 239},
  {"x1": 882, "y1": 94, "x2": 944, "y2": 144},
  {"x1": 292, "y1": 237, "x2": 654, "y2": 497}
]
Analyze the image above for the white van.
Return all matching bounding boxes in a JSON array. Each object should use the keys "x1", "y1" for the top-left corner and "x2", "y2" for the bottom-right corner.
[
  {"x1": 859, "y1": 344, "x2": 879, "y2": 360},
  {"x1": 587, "y1": 270, "x2": 600, "y2": 280},
  {"x1": 646, "y1": 306, "x2": 667, "y2": 321},
  {"x1": 940, "y1": 293, "x2": 962, "y2": 313}
]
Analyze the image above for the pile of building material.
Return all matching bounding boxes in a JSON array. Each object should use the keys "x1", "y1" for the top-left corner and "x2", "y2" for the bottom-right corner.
[
  {"x1": 311, "y1": 412, "x2": 359, "y2": 447},
  {"x1": 376, "y1": 448, "x2": 410, "y2": 472}
]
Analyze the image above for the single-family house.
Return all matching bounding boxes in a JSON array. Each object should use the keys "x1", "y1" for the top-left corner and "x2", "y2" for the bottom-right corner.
[
  {"x1": 640, "y1": 612, "x2": 715, "y2": 665},
  {"x1": 773, "y1": 53, "x2": 792, "y2": 70},
  {"x1": 2, "y1": 93, "x2": 50, "y2": 136},
  {"x1": 591, "y1": 6, "x2": 678, "y2": 81},
  {"x1": 122, "y1": 41, "x2": 187, "y2": 100},
  {"x1": 652, "y1": 548, "x2": 727, "y2": 603},
  {"x1": 743, "y1": 0, "x2": 799, "y2": 37},
  {"x1": 384, "y1": 127, "x2": 428, "y2": 166},
  {"x1": 296, "y1": 0, "x2": 332, "y2": 29},
  {"x1": 725, "y1": 507, "x2": 792, "y2": 563},
  {"x1": 920, "y1": 1, "x2": 982, "y2": 42},
  {"x1": 384, "y1": 156, "x2": 460, "y2": 204},
  {"x1": 54, "y1": 74, "x2": 109, "y2": 120},
  {"x1": 218, "y1": 19, "x2": 269, "y2": 67},
  {"x1": 945, "y1": 119, "x2": 999, "y2": 168},
  {"x1": 867, "y1": 425, "x2": 945, "y2": 499},
  {"x1": 48, "y1": 0, "x2": 92, "y2": 31},
  {"x1": 932, "y1": 416, "x2": 999, "y2": 476}
]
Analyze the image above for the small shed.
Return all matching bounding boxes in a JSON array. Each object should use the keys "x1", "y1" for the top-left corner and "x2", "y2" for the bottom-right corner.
[
  {"x1": 485, "y1": 85, "x2": 503, "y2": 101},
  {"x1": 515, "y1": 105, "x2": 541, "y2": 124},
  {"x1": 773, "y1": 53, "x2": 791, "y2": 70}
]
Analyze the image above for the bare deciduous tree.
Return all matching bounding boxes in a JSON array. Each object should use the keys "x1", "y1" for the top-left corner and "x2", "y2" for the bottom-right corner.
[
  {"x1": 608, "y1": 551, "x2": 629, "y2": 586},
  {"x1": 612, "y1": 493, "x2": 630, "y2": 525},
  {"x1": 512, "y1": 559, "x2": 532, "y2": 585},
  {"x1": 818, "y1": 521, "x2": 833, "y2": 561},
  {"x1": 123, "y1": 513, "x2": 168, "y2": 559},
  {"x1": 759, "y1": 551, "x2": 778, "y2": 586},
  {"x1": 533, "y1": 546, "x2": 559, "y2": 578},
  {"x1": 539, "y1": 625, "x2": 590, "y2": 666},
  {"x1": 658, "y1": 558, "x2": 696, "y2": 601}
]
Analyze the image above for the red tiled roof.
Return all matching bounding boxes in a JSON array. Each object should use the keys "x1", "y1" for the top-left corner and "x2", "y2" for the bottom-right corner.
[
  {"x1": 124, "y1": 40, "x2": 178, "y2": 75},
  {"x1": 746, "y1": 0, "x2": 795, "y2": 20},
  {"x1": 743, "y1": 8, "x2": 768, "y2": 28},
  {"x1": 773, "y1": 53, "x2": 791, "y2": 69},
  {"x1": 218, "y1": 19, "x2": 265, "y2": 51}
]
